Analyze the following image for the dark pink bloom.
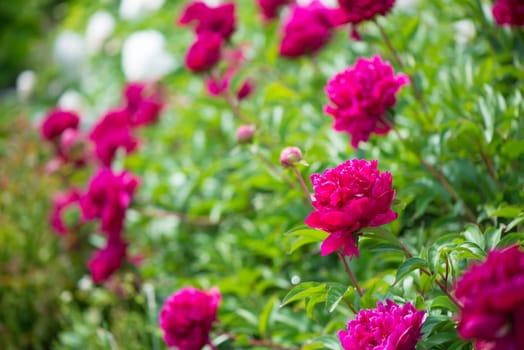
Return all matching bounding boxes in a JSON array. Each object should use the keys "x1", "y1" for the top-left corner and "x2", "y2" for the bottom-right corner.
[
  {"x1": 257, "y1": 0, "x2": 291, "y2": 20},
  {"x1": 236, "y1": 79, "x2": 254, "y2": 100},
  {"x1": 159, "y1": 286, "x2": 221, "y2": 350},
  {"x1": 492, "y1": 0, "x2": 524, "y2": 26},
  {"x1": 88, "y1": 237, "x2": 127, "y2": 284},
  {"x1": 305, "y1": 159, "x2": 397, "y2": 257},
  {"x1": 58, "y1": 128, "x2": 89, "y2": 166},
  {"x1": 325, "y1": 55, "x2": 409, "y2": 148},
  {"x1": 123, "y1": 83, "x2": 164, "y2": 127},
  {"x1": 80, "y1": 168, "x2": 140, "y2": 236},
  {"x1": 50, "y1": 189, "x2": 81, "y2": 235},
  {"x1": 185, "y1": 33, "x2": 223, "y2": 73},
  {"x1": 279, "y1": 1, "x2": 336, "y2": 58},
  {"x1": 178, "y1": 1, "x2": 236, "y2": 40},
  {"x1": 40, "y1": 108, "x2": 80, "y2": 141},
  {"x1": 205, "y1": 68, "x2": 235, "y2": 96},
  {"x1": 454, "y1": 246, "x2": 524, "y2": 349},
  {"x1": 336, "y1": 0, "x2": 396, "y2": 25},
  {"x1": 89, "y1": 109, "x2": 138, "y2": 166},
  {"x1": 339, "y1": 299, "x2": 425, "y2": 350}
]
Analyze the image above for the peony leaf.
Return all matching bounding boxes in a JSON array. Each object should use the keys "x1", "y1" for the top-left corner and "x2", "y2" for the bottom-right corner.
[{"x1": 395, "y1": 257, "x2": 429, "y2": 284}]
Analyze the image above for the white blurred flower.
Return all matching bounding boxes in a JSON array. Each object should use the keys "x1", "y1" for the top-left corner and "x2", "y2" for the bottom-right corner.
[
  {"x1": 203, "y1": 0, "x2": 222, "y2": 6},
  {"x1": 78, "y1": 276, "x2": 94, "y2": 291},
  {"x1": 119, "y1": 0, "x2": 165, "y2": 20},
  {"x1": 16, "y1": 70, "x2": 36, "y2": 101},
  {"x1": 85, "y1": 10, "x2": 115, "y2": 54},
  {"x1": 121, "y1": 30, "x2": 175, "y2": 81},
  {"x1": 53, "y1": 31, "x2": 86, "y2": 69},
  {"x1": 58, "y1": 89, "x2": 86, "y2": 114},
  {"x1": 454, "y1": 19, "x2": 476, "y2": 45},
  {"x1": 395, "y1": 0, "x2": 419, "y2": 13}
]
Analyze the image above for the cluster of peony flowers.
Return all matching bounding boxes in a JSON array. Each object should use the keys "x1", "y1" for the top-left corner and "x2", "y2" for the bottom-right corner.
[
  {"x1": 41, "y1": 81, "x2": 164, "y2": 283},
  {"x1": 178, "y1": 1, "x2": 254, "y2": 100},
  {"x1": 492, "y1": 0, "x2": 524, "y2": 27},
  {"x1": 305, "y1": 159, "x2": 397, "y2": 258},
  {"x1": 325, "y1": 55, "x2": 409, "y2": 148},
  {"x1": 453, "y1": 245, "x2": 524, "y2": 349},
  {"x1": 159, "y1": 286, "x2": 221, "y2": 350},
  {"x1": 339, "y1": 299, "x2": 426, "y2": 350}
]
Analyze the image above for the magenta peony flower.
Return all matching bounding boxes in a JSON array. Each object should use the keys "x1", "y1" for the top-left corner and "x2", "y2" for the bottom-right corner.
[
  {"x1": 492, "y1": 0, "x2": 524, "y2": 27},
  {"x1": 178, "y1": 1, "x2": 236, "y2": 40},
  {"x1": 236, "y1": 79, "x2": 254, "y2": 100},
  {"x1": 279, "y1": 1, "x2": 336, "y2": 58},
  {"x1": 305, "y1": 159, "x2": 397, "y2": 257},
  {"x1": 336, "y1": 0, "x2": 396, "y2": 25},
  {"x1": 185, "y1": 32, "x2": 223, "y2": 73},
  {"x1": 58, "y1": 128, "x2": 89, "y2": 166},
  {"x1": 325, "y1": 55, "x2": 409, "y2": 148},
  {"x1": 257, "y1": 0, "x2": 292, "y2": 20},
  {"x1": 159, "y1": 286, "x2": 221, "y2": 350},
  {"x1": 453, "y1": 246, "x2": 524, "y2": 349},
  {"x1": 89, "y1": 109, "x2": 138, "y2": 166},
  {"x1": 50, "y1": 189, "x2": 81, "y2": 235},
  {"x1": 87, "y1": 237, "x2": 127, "y2": 284},
  {"x1": 40, "y1": 108, "x2": 80, "y2": 141},
  {"x1": 80, "y1": 168, "x2": 140, "y2": 236},
  {"x1": 123, "y1": 82, "x2": 164, "y2": 127},
  {"x1": 339, "y1": 299, "x2": 426, "y2": 350}
]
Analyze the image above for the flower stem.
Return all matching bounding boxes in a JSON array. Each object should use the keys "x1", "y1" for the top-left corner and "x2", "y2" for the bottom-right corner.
[
  {"x1": 221, "y1": 332, "x2": 299, "y2": 350},
  {"x1": 337, "y1": 251, "x2": 364, "y2": 297},
  {"x1": 292, "y1": 166, "x2": 312, "y2": 205}
]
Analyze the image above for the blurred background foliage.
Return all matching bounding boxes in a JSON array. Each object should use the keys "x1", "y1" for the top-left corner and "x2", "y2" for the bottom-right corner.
[{"x1": 1, "y1": 0, "x2": 523, "y2": 349}]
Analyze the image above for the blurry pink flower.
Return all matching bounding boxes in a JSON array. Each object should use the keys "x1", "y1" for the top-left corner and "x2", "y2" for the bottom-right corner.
[
  {"x1": 280, "y1": 146, "x2": 303, "y2": 167},
  {"x1": 178, "y1": 1, "x2": 236, "y2": 40},
  {"x1": 492, "y1": 0, "x2": 524, "y2": 26},
  {"x1": 123, "y1": 82, "x2": 164, "y2": 127},
  {"x1": 50, "y1": 189, "x2": 81, "y2": 235},
  {"x1": 80, "y1": 168, "x2": 140, "y2": 236},
  {"x1": 159, "y1": 286, "x2": 221, "y2": 350},
  {"x1": 279, "y1": 1, "x2": 336, "y2": 58},
  {"x1": 339, "y1": 299, "x2": 425, "y2": 350},
  {"x1": 325, "y1": 55, "x2": 409, "y2": 148},
  {"x1": 58, "y1": 128, "x2": 89, "y2": 166},
  {"x1": 236, "y1": 79, "x2": 254, "y2": 100},
  {"x1": 336, "y1": 0, "x2": 396, "y2": 25},
  {"x1": 89, "y1": 109, "x2": 138, "y2": 166},
  {"x1": 88, "y1": 237, "x2": 127, "y2": 284},
  {"x1": 236, "y1": 124, "x2": 256, "y2": 144},
  {"x1": 185, "y1": 32, "x2": 223, "y2": 72},
  {"x1": 40, "y1": 108, "x2": 80, "y2": 141},
  {"x1": 454, "y1": 246, "x2": 524, "y2": 349},
  {"x1": 305, "y1": 159, "x2": 397, "y2": 257},
  {"x1": 257, "y1": 0, "x2": 291, "y2": 20}
]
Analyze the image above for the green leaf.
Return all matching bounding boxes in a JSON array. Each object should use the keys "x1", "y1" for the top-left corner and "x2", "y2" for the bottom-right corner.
[
  {"x1": 395, "y1": 258, "x2": 429, "y2": 284},
  {"x1": 487, "y1": 205, "x2": 523, "y2": 219},
  {"x1": 431, "y1": 295, "x2": 458, "y2": 312},
  {"x1": 325, "y1": 283, "x2": 352, "y2": 313},
  {"x1": 306, "y1": 336, "x2": 343, "y2": 350},
  {"x1": 258, "y1": 296, "x2": 277, "y2": 336},
  {"x1": 280, "y1": 282, "x2": 326, "y2": 307},
  {"x1": 463, "y1": 224, "x2": 485, "y2": 250}
]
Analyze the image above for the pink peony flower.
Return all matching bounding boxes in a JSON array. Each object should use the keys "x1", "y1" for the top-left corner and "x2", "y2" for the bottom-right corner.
[
  {"x1": 453, "y1": 246, "x2": 524, "y2": 349},
  {"x1": 50, "y1": 189, "x2": 81, "y2": 235},
  {"x1": 305, "y1": 159, "x2": 397, "y2": 257},
  {"x1": 58, "y1": 128, "x2": 89, "y2": 166},
  {"x1": 123, "y1": 82, "x2": 164, "y2": 127},
  {"x1": 89, "y1": 109, "x2": 138, "y2": 166},
  {"x1": 178, "y1": 1, "x2": 236, "y2": 40},
  {"x1": 492, "y1": 0, "x2": 524, "y2": 27},
  {"x1": 257, "y1": 0, "x2": 292, "y2": 20},
  {"x1": 325, "y1": 55, "x2": 409, "y2": 148},
  {"x1": 80, "y1": 168, "x2": 140, "y2": 236},
  {"x1": 339, "y1": 299, "x2": 426, "y2": 350},
  {"x1": 159, "y1": 286, "x2": 221, "y2": 350},
  {"x1": 336, "y1": 0, "x2": 396, "y2": 25},
  {"x1": 185, "y1": 32, "x2": 223, "y2": 73},
  {"x1": 236, "y1": 124, "x2": 256, "y2": 144},
  {"x1": 279, "y1": 1, "x2": 336, "y2": 58},
  {"x1": 236, "y1": 79, "x2": 254, "y2": 100},
  {"x1": 40, "y1": 108, "x2": 80, "y2": 141},
  {"x1": 87, "y1": 237, "x2": 127, "y2": 284},
  {"x1": 280, "y1": 146, "x2": 303, "y2": 167}
]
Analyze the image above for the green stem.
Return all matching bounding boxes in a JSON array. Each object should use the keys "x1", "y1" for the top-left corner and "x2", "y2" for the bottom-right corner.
[{"x1": 337, "y1": 251, "x2": 364, "y2": 297}]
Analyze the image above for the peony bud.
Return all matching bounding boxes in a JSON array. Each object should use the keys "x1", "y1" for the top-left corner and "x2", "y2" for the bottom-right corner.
[
  {"x1": 280, "y1": 146, "x2": 303, "y2": 167},
  {"x1": 236, "y1": 125, "x2": 256, "y2": 144}
]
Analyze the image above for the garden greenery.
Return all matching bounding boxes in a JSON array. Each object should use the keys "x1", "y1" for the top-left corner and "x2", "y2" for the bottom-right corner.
[{"x1": 1, "y1": 0, "x2": 524, "y2": 349}]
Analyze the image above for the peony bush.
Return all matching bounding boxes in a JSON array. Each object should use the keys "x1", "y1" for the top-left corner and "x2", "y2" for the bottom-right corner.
[{"x1": 1, "y1": 0, "x2": 524, "y2": 349}]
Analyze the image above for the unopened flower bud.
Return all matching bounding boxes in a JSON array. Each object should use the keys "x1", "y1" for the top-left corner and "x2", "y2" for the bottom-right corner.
[
  {"x1": 280, "y1": 146, "x2": 302, "y2": 167},
  {"x1": 236, "y1": 125, "x2": 256, "y2": 144}
]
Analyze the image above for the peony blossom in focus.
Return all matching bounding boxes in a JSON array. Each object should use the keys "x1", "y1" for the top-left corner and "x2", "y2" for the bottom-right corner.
[
  {"x1": 185, "y1": 32, "x2": 223, "y2": 72},
  {"x1": 80, "y1": 168, "x2": 140, "y2": 236},
  {"x1": 454, "y1": 245, "x2": 524, "y2": 349},
  {"x1": 492, "y1": 0, "x2": 524, "y2": 27},
  {"x1": 123, "y1": 82, "x2": 164, "y2": 127},
  {"x1": 325, "y1": 55, "x2": 409, "y2": 148},
  {"x1": 88, "y1": 237, "x2": 128, "y2": 283},
  {"x1": 178, "y1": 1, "x2": 236, "y2": 40},
  {"x1": 339, "y1": 299, "x2": 425, "y2": 350},
  {"x1": 305, "y1": 159, "x2": 397, "y2": 257},
  {"x1": 279, "y1": 1, "x2": 336, "y2": 58},
  {"x1": 40, "y1": 108, "x2": 80, "y2": 141},
  {"x1": 88, "y1": 109, "x2": 138, "y2": 166},
  {"x1": 159, "y1": 286, "x2": 221, "y2": 350}
]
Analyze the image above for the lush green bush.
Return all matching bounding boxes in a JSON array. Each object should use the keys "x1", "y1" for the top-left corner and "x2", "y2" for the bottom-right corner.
[{"x1": 1, "y1": 0, "x2": 524, "y2": 349}]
